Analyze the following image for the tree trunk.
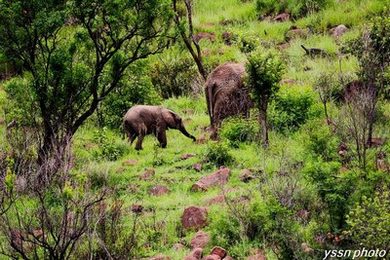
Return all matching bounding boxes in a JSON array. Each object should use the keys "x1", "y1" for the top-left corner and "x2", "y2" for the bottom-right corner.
[{"x1": 259, "y1": 106, "x2": 269, "y2": 148}]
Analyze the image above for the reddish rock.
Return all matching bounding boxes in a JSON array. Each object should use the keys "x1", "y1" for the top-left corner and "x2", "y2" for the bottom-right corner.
[
  {"x1": 149, "y1": 185, "x2": 170, "y2": 196},
  {"x1": 140, "y1": 168, "x2": 155, "y2": 180},
  {"x1": 224, "y1": 256, "x2": 234, "y2": 260},
  {"x1": 277, "y1": 42, "x2": 290, "y2": 50},
  {"x1": 301, "y1": 243, "x2": 314, "y2": 254},
  {"x1": 376, "y1": 152, "x2": 389, "y2": 172},
  {"x1": 222, "y1": 31, "x2": 234, "y2": 46},
  {"x1": 273, "y1": 13, "x2": 290, "y2": 22},
  {"x1": 239, "y1": 169, "x2": 255, "y2": 183},
  {"x1": 122, "y1": 159, "x2": 138, "y2": 166},
  {"x1": 285, "y1": 28, "x2": 308, "y2": 40},
  {"x1": 181, "y1": 153, "x2": 195, "y2": 160},
  {"x1": 181, "y1": 206, "x2": 208, "y2": 230},
  {"x1": 210, "y1": 246, "x2": 227, "y2": 258},
  {"x1": 131, "y1": 204, "x2": 143, "y2": 214},
  {"x1": 191, "y1": 167, "x2": 230, "y2": 191},
  {"x1": 193, "y1": 163, "x2": 202, "y2": 172},
  {"x1": 205, "y1": 194, "x2": 225, "y2": 206},
  {"x1": 369, "y1": 137, "x2": 386, "y2": 147},
  {"x1": 193, "y1": 32, "x2": 216, "y2": 43},
  {"x1": 190, "y1": 230, "x2": 210, "y2": 249},
  {"x1": 247, "y1": 249, "x2": 266, "y2": 260},
  {"x1": 330, "y1": 24, "x2": 348, "y2": 38},
  {"x1": 196, "y1": 134, "x2": 207, "y2": 144},
  {"x1": 32, "y1": 229, "x2": 44, "y2": 238},
  {"x1": 185, "y1": 247, "x2": 203, "y2": 260},
  {"x1": 281, "y1": 79, "x2": 296, "y2": 85},
  {"x1": 173, "y1": 243, "x2": 185, "y2": 251},
  {"x1": 204, "y1": 255, "x2": 221, "y2": 260},
  {"x1": 296, "y1": 209, "x2": 310, "y2": 222}
]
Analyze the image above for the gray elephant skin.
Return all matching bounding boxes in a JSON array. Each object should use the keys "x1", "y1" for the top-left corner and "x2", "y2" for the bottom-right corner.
[
  {"x1": 205, "y1": 62, "x2": 252, "y2": 138},
  {"x1": 123, "y1": 105, "x2": 196, "y2": 150}
]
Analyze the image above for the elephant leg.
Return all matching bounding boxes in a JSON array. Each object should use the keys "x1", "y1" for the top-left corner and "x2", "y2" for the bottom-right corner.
[
  {"x1": 135, "y1": 125, "x2": 146, "y2": 150},
  {"x1": 135, "y1": 134, "x2": 144, "y2": 150},
  {"x1": 157, "y1": 128, "x2": 167, "y2": 148}
]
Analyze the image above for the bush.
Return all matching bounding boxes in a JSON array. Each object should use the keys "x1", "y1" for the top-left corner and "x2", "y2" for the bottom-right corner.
[
  {"x1": 149, "y1": 52, "x2": 199, "y2": 99},
  {"x1": 256, "y1": 0, "x2": 331, "y2": 18},
  {"x1": 269, "y1": 86, "x2": 320, "y2": 132},
  {"x1": 93, "y1": 128, "x2": 129, "y2": 161},
  {"x1": 204, "y1": 142, "x2": 233, "y2": 167},
  {"x1": 346, "y1": 185, "x2": 390, "y2": 250},
  {"x1": 301, "y1": 119, "x2": 339, "y2": 161},
  {"x1": 3, "y1": 74, "x2": 40, "y2": 126},
  {"x1": 98, "y1": 62, "x2": 161, "y2": 128},
  {"x1": 220, "y1": 118, "x2": 258, "y2": 147}
]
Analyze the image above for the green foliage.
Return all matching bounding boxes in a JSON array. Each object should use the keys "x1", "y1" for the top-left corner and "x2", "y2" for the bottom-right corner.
[
  {"x1": 269, "y1": 86, "x2": 320, "y2": 132},
  {"x1": 301, "y1": 119, "x2": 339, "y2": 161},
  {"x1": 93, "y1": 128, "x2": 129, "y2": 161},
  {"x1": 246, "y1": 50, "x2": 284, "y2": 108},
  {"x1": 204, "y1": 142, "x2": 233, "y2": 166},
  {"x1": 256, "y1": 0, "x2": 332, "y2": 18},
  {"x1": 3, "y1": 75, "x2": 40, "y2": 126},
  {"x1": 150, "y1": 53, "x2": 199, "y2": 98},
  {"x1": 98, "y1": 62, "x2": 161, "y2": 128},
  {"x1": 303, "y1": 160, "x2": 357, "y2": 231},
  {"x1": 220, "y1": 118, "x2": 258, "y2": 147},
  {"x1": 346, "y1": 185, "x2": 390, "y2": 250}
]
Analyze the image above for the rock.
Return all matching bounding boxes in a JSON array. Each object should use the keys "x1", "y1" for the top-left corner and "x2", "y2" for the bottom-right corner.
[
  {"x1": 301, "y1": 243, "x2": 314, "y2": 254},
  {"x1": 224, "y1": 256, "x2": 234, "y2": 260},
  {"x1": 210, "y1": 246, "x2": 227, "y2": 258},
  {"x1": 181, "y1": 153, "x2": 195, "y2": 160},
  {"x1": 376, "y1": 152, "x2": 389, "y2": 172},
  {"x1": 185, "y1": 247, "x2": 203, "y2": 260},
  {"x1": 296, "y1": 209, "x2": 310, "y2": 222},
  {"x1": 122, "y1": 159, "x2": 138, "y2": 166},
  {"x1": 193, "y1": 163, "x2": 202, "y2": 172},
  {"x1": 196, "y1": 134, "x2": 207, "y2": 144},
  {"x1": 204, "y1": 255, "x2": 221, "y2": 260},
  {"x1": 239, "y1": 169, "x2": 255, "y2": 183},
  {"x1": 193, "y1": 32, "x2": 216, "y2": 43},
  {"x1": 285, "y1": 28, "x2": 308, "y2": 40},
  {"x1": 181, "y1": 206, "x2": 208, "y2": 230},
  {"x1": 205, "y1": 194, "x2": 225, "y2": 206},
  {"x1": 222, "y1": 31, "x2": 234, "y2": 46},
  {"x1": 140, "y1": 168, "x2": 155, "y2": 180},
  {"x1": 281, "y1": 79, "x2": 296, "y2": 85},
  {"x1": 191, "y1": 167, "x2": 230, "y2": 192},
  {"x1": 149, "y1": 185, "x2": 170, "y2": 196},
  {"x1": 247, "y1": 249, "x2": 266, "y2": 260},
  {"x1": 173, "y1": 243, "x2": 185, "y2": 251},
  {"x1": 131, "y1": 204, "x2": 143, "y2": 214},
  {"x1": 369, "y1": 137, "x2": 386, "y2": 147},
  {"x1": 273, "y1": 13, "x2": 290, "y2": 22},
  {"x1": 330, "y1": 24, "x2": 348, "y2": 38},
  {"x1": 190, "y1": 230, "x2": 210, "y2": 249},
  {"x1": 277, "y1": 42, "x2": 290, "y2": 50}
]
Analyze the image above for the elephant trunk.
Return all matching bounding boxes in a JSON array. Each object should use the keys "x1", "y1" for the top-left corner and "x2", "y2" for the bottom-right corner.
[{"x1": 179, "y1": 123, "x2": 196, "y2": 142}]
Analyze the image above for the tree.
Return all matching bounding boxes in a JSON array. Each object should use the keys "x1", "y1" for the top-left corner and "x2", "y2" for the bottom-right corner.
[
  {"x1": 246, "y1": 51, "x2": 284, "y2": 147},
  {"x1": 314, "y1": 72, "x2": 335, "y2": 124},
  {"x1": 345, "y1": 9, "x2": 390, "y2": 145},
  {"x1": 172, "y1": 0, "x2": 207, "y2": 81},
  {"x1": 0, "y1": 0, "x2": 173, "y2": 168}
]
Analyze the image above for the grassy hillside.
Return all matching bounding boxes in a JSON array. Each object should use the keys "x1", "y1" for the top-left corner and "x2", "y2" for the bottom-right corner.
[{"x1": 0, "y1": 0, "x2": 389, "y2": 259}]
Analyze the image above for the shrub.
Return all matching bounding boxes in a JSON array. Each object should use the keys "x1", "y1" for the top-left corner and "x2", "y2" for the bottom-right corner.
[
  {"x1": 93, "y1": 128, "x2": 129, "y2": 161},
  {"x1": 220, "y1": 118, "x2": 258, "y2": 147},
  {"x1": 98, "y1": 62, "x2": 161, "y2": 128},
  {"x1": 269, "y1": 86, "x2": 320, "y2": 132},
  {"x1": 301, "y1": 119, "x2": 339, "y2": 161},
  {"x1": 204, "y1": 142, "x2": 233, "y2": 167},
  {"x1": 346, "y1": 185, "x2": 390, "y2": 250},
  {"x1": 149, "y1": 52, "x2": 199, "y2": 99},
  {"x1": 256, "y1": 0, "x2": 332, "y2": 18}
]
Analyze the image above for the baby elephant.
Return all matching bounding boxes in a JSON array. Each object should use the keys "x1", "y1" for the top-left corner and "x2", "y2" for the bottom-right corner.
[{"x1": 123, "y1": 105, "x2": 196, "y2": 150}]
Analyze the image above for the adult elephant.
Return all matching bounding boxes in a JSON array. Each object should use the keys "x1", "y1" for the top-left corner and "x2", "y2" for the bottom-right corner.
[
  {"x1": 123, "y1": 105, "x2": 196, "y2": 150},
  {"x1": 205, "y1": 62, "x2": 252, "y2": 139}
]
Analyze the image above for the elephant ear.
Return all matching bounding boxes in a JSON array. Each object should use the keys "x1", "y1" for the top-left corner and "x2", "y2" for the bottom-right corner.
[{"x1": 162, "y1": 109, "x2": 180, "y2": 129}]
